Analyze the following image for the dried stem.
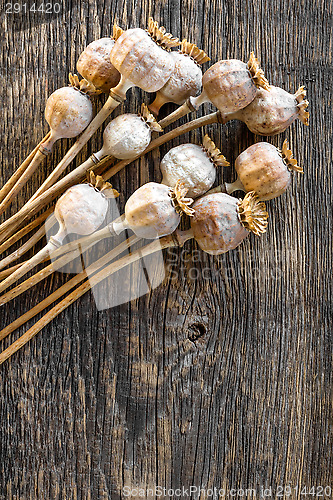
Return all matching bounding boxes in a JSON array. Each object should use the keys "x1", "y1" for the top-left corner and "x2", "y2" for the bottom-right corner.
[
  {"x1": 0, "y1": 235, "x2": 139, "y2": 344},
  {"x1": 0, "y1": 231, "x2": 191, "y2": 364},
  {"x1": 0, "y1": 264, "x2": 22, "y2": 281},
  {"x1": 47, "y1": 216, "x2": 124, "y2": 261},
  {"x1": 0, "y1": 112, "x2": 223, "y2": 246},
  {"x1": 0, "y1": 151, "x2": 48, "y2": 215},
  {"x1": 29, "y1": 156, "x2": 97, "y2": 203},
  {"x1": 0, "y1": 217, "x2": 124, "y2": 300},
  {"x1": 0, "y1": 219, "x2": 54, "y2": 272},
  {"x1": 0, "y1": 132, "x2": 51, "y2": 204},
  {"x1": 0, "y1": 206, "x2": 53, "y2": 256},
  {"x1": 0, "y1": 241, "x2": 57, "y2": 294},
  {"x1": 0, "y1": 233, "x2": 139, "y2": 309},
  {"x1": 207, "y1": 178, "x2": 245, "y2": 195},
  {"x1": 205, "y1": 184, "x2": 228, "y2": 195},
  {"x1": 158, "y1": 97, "x2": 199, "y2": 129}
]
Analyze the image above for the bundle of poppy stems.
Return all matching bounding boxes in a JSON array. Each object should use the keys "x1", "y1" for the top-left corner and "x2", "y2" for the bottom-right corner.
[{"x1": 0, "y1": 18, "x2": 309, "y2": 364}]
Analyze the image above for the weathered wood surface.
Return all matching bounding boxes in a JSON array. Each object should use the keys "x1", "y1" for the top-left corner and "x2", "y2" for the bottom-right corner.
[{"x1": 0, "y1": 0, "x2": 332, "y2": 498}]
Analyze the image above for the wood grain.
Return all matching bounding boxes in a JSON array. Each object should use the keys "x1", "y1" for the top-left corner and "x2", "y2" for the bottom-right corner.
[{"x1": 0, "y1": 0, "x2": 332, "y2": 498}]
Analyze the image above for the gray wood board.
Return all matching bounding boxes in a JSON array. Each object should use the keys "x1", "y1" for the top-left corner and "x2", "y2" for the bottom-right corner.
[{"x1": 0, "y1": 0, "x2": 332, "y2": 498}]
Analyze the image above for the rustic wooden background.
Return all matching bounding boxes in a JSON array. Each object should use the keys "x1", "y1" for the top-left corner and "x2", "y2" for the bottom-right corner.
[{"x1": 0, "y1": 0, "x2": 332, "y2": 498}]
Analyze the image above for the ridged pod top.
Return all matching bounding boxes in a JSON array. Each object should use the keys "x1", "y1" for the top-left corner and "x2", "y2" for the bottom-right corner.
[
  {"x1": 247, "y1": 52, "x2": 270, "y2": 90},
  {"x1": 169, "y1": 180, "x2": 195, "y2": 216},
  {"x1": 280, "y1": 139, "x2": 303, "y2": 173},
  {"x1": 87, "y1": 171, "x2": 119, "y2": 198},
  {"x1": 146, "y1": 17, "x2": 180, "y2": 50},
  {"x1": 180, "y1": 39, "x2": 210, "y2": 65},
  {"x1": 202, "y1": 135, "x2": 230, "y2": 168},
  {"x1": 68, "y1": 73, "x2": 101, "y2": 96},
  {"x1": 140, "y1": 103, "x2": 163, "y2": 132},
  {"x1": 294, "y1": 86, "x2": 310, "y2": 125},
  {"x1": 237, "y1": 191, "x2": 268, "y2": 235}
]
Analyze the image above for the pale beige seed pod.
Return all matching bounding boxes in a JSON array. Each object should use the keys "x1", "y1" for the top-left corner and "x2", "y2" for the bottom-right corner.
[
  {"x1": 95, "y1": 104, "x2": 162, "y2": 160},
  {"x1": 198, "y1": 52, "x2": 270, "y2": 114},
  {"x1": 225, "y1": 85, "x2": 309, "y2": 135},
  {"x1": 111, "y1": 180, "x2": 194, "y2": 239},
  {"x1": 234, "y1": 140, "x2": 303, "y2": 201},
  {"x1": 0, "y1": 173, "x2": 119, "y2": 295},
  {"x1": 0, "y1": 75, "x2": 100, "y2": 213},
  {"x1": 160, "y1": 134, "x2": 229, "y2": 198},
  {"x1": 191, "y1": 192, "x2": 268, "y2": 255},
  {"x1": 109, "y1": 18, "x2": 179, "y2": 97},
  {"x1": 77, "y1": 37, "x2": 121, "y2": 93},
  {"x1": 149, "y1": 40, "x2": 210, "y2": 115},
  {"x1": 43, "y1": 74, "x2": 98, "y2": 153},
  {"x1": 55, "y1": 171, "x2": 119, "y2": 238}
]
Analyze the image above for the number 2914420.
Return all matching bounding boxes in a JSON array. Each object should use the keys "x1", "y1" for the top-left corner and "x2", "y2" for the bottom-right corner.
[{"x1": 5, "y1": 3, "x2": 61, "y2": 14}]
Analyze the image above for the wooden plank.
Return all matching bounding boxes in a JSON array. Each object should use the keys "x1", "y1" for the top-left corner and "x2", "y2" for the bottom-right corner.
[{"x1": 0, "y1": 0, "x2": 332, "y2": 498}]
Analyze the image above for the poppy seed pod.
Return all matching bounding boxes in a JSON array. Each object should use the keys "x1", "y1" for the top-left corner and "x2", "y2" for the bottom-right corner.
[
  {"x1": 96, "y1": 104, "x2": 162, "y2": 160},
  {"x1": 225, "y1": 85, "x2": 309, "y2": 135},
  {"x1": 0, "y1": 74, "x2": 101, "y2": 215},
  {"x1": 110, "y1": 180, "x2": 194, "y2": 239},
  {"x1": 54, "y1": 172, "x2": 118, "y2": 239},
  {"x1": 149, "y1": 40, "x2": 210, "y2": 115},
  {"x1": 109, "y1": 19, "x2": 179, "y2": 97},
  {"x1": 160, "y1": 134, "x2": 229, "y2": 198},
  {"x1": 0, "y1": 172, "x2": 119, "y2": 295},
  {"x1": 43, "y1": 74, "x2": 97, "y2": 153},
  {"x1": 234, "y1": 140, "x2": 303, "y2": 200},
  {"x1": 158, "y1": 52, "x2": 270, "y2": 129},
  {"x1": 77, "y1": 37, "x2": 121, "y2": 93},
  {"x1": 199, "y1": 52, "x2": 270, "y2": 114},
  {"x1": 191, "y1": 191, "x2": 268, "y2": 255}
]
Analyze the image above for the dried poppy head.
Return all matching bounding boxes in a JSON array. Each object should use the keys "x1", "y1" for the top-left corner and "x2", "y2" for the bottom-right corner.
[
  {"x1": 199, "y1": 52, "x2": 270, "y2": 114},
  {"x1": 97, "y1": 104, "x2": 162, "y2": 160},
  {"x1": 191, "y1": 191, "x2": 268, "y2": 255},
  {"x1": 111, "y1": 180, "x2": 194, "y2": 239},
  {"x1": 54, "y1": 171, "x2": 119, "y2": 241},
  {"x1": 109, "y1": 19, "x2": 180, "y2": 97},
  {"x1": 42, "y1": 74, "x2": 99, "y2": 153},
  {"x1": 225, "y1": 85, "x2": 309, "y2": 135},
  {"x1": 77, "y1": 37, "x2": 121, "y2": 93},
  {"x1": 149, "y1": 39, "x2": 210, "y2": 115},
  {"x1": 234, "y1": 140, "x2": 303, "y2": 200},
  {"x1": 160, "y1": 134, "x2": 229, "y2": 198}
]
